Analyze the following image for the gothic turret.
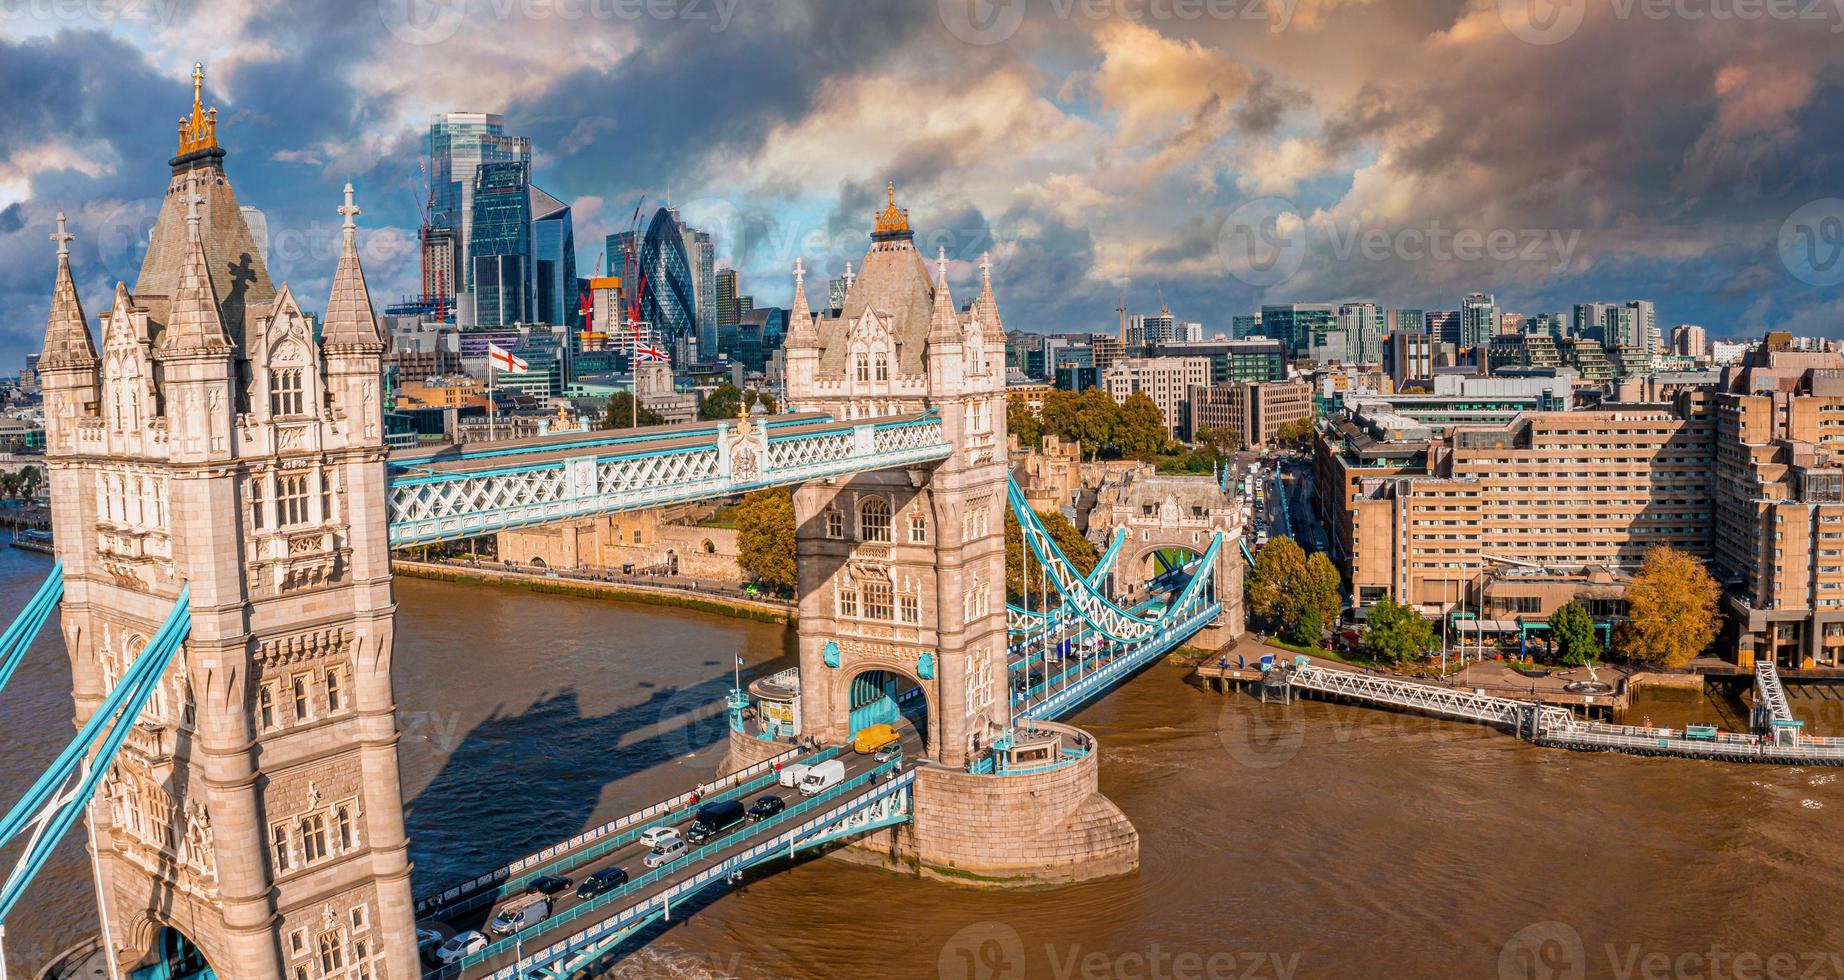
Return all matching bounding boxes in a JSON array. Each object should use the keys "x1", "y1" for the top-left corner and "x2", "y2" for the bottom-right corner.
[
  {"x1": 321, "y1": 183, "x2": 384, "y2": 352},
  {"x1": 974, "y1": 251, "x2": 1003, "y2": 335},
  {"x1": 42, "y1": 213, "x2": 98, "y2": 373},
  {"x1": 319, "y1": 184, "x2": 387, "y2": 445},
  {"x1": 158, "y1": 194, "x2": 234, "y2": 356},
  {"x1": 783, "y1": 258, "x2": 819, "y2": 405}
]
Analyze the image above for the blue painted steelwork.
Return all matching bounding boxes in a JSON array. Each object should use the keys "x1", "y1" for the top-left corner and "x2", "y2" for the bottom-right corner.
[
  {"x1": 0, "y1": 586, "x2": 191, "y2": 923},
  {"x1": 388, "y1": 412, "x2": 953, "y2": 547},
  {"x1": 1007, "y1": 528, "x2": 1125, "y2": 637},
  {"x1": 0, "y1": 559, "x2": 62, "y2": 697}
]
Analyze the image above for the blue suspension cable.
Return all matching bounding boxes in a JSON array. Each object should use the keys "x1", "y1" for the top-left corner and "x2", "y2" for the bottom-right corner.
[{"x1": 0, "y1": 560, "x2": 65, "y2": 696}]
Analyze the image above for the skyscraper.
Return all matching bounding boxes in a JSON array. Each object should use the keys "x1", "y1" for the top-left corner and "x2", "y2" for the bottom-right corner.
[
  {"x1": 1426, "y1": 310, "x2": 1461, "y2": 346},
  {"x1": 716, "y1": 268, "x2": 741, "y2": 325},
  {"x1": 427, "y1": 112, "x2": 531, "y2": 324},
  {"x1": 469, "y1": 160, "x2": 532, "y2": 328},
  {"x1": 1261, "y1": 303, "x2": 1335, "y2": 357},
  {"x1": 1338, "y1": 301, "x2": 1383, "y2": 364},
  {"x1": 1389, "y1": 308, "x2": 1426, "y2": 335},
  {"x1": 1460, "y1": 292, "x2": 1497, "y2": 348},
  {"x1": 530, "y1": 184, "x2": 576, "y2": 327},
  {"x1": 1626, "y1": 299, "x2": 1659, "y2": 352}
]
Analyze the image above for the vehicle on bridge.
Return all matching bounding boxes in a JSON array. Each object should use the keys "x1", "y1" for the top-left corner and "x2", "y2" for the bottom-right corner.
[
  {"x1": 435, "y1": 930, "x2": 488, "y2": 965},
  {"x1": 523, "y1": 874, "x2": 573, "y2": 897},
  {"x1": 798, "y1": 759, "x2": 846, "y2": 796},
  {"x1": 488, "y1": 894, "x2": 552, "y2": 935},
  {"x1": 852, "y1": 722, "x2": 900, "y2": 754},
  {"x1": 778, "y1": 762, "x2": 812, "y2": 788},
  {"x1": 644, "y1": 837, "x2": 688, "y2": 868},
  {"x1": 574, "y1": 866, "x2": 630, "y2": 899},
  {"x1": 747, "y1": 794, "x2": 786, "y2": 822},
  {"x1": 687, "y1": 799, "x2": 748, "y2": 844},
  {"x1": 639, "y1": 826, "x2": 681, "y2": 850}
]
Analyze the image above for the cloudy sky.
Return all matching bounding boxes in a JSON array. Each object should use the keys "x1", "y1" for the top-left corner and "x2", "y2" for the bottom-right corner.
[{"x1": 2, "y1": 0, "x2": 1841, "y2": 369}]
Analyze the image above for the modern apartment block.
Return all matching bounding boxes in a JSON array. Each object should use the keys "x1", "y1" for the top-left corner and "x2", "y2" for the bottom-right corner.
[
  {"x1": 1101, "y1": 356, "x2": 1211, "y2": 438},
  {"x1": 1188, "y1": 379, "x2": 1314, "y2": 447}
]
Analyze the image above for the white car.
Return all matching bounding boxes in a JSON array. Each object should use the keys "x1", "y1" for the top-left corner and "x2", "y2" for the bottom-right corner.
[
  {"x1": 643, "y1": 838, "x2": 687, "y2": 868},
  {"x1": 435, "y1": 930, "x2": 488, "y2": 965},
  {"x1": 639, "y1": 826, "x2": 681, "y2": 850}
]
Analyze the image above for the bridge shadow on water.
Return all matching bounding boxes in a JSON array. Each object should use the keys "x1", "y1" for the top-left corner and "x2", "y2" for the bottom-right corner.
[{"x1": 403, "y1": 669, "x2": 746, "y2": 893}]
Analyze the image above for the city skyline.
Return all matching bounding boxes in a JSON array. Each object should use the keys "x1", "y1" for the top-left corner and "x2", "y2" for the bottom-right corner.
[{"x1": 1, "y1": 3, "x2": 1841, "y2": 371}]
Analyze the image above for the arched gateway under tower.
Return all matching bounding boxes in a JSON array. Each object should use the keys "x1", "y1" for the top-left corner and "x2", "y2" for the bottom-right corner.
[{"x1": 38, "y1": 67, "x2": 418, "y2": 978}]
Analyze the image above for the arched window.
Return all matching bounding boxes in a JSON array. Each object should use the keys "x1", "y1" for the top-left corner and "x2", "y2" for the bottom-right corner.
[
  {"x1": 335, "y1": 804, "x2": 354, "y2": 851},
  {"x1": 875, "y1": 350, "x2": 889, "y2": 382},
  {"x1": 826, "y1": 509, "x2": 844, "y2": 538},
  {"x1": 859, "y1": 497, "x2": 891, "y2": 543},
  {"x1": 325, "y1": 669, "x2": 342, "y2": 712},
  {"x1": 258, "y1": 685, "x2": 276, "y2": 730},
  {"x1": 909, "y1": 511, "x2": 928, "y2": 543},
  {"x1": 864, "y1": 580, "x2": 894, "y2": 621},
  {"x1": 855, "y1": 352, "x2": 870, "y2": 383}
]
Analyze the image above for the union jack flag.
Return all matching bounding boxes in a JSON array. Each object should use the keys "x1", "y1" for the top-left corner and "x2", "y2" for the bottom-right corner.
[{"x1": 635, "y1": 343, "x2": 670, "y2": 363}]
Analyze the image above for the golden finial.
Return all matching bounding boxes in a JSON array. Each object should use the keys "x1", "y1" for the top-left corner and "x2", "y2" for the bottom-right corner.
[
  {"x1": 177, "y1": 62, "x2": 220, "y2": 156},
  {"x1": 873, "y1": 180, "x2": 910, "y2": 235}
]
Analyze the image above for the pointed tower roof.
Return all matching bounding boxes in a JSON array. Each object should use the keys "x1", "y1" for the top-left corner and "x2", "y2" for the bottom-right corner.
[
  {"x1": 785, "y1": 257, "x2": 817, "y2": 349},
  {"x1": 322, "y1": 182, "x2": 383, "y2": 350},
  {"x1": 928, "y1": 247, "x2": 959, "y2": 344},
  {"x1": 41, "y1": 213, "x2": 98, "y2": 371},
  {"x1": 974, "y1": 251, "x2": 1002, "y2": 334},
  {"x1": 159, "y1": 192, "x2": 233, "y2": 355}
]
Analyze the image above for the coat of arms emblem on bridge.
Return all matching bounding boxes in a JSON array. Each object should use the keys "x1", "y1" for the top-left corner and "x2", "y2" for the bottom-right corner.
[{"x1": 726, "y1": 412, "x2": 768, "y2": 483}]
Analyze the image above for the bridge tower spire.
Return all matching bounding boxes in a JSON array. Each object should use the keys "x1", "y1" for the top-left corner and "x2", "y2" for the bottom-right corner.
[{"x1": 43, "y1": 88, "x2": 417, "y2": 978}]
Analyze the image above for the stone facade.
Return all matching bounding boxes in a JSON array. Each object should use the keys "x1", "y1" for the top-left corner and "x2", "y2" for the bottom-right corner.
[
  {"x1": 494, "y1": 505, "x2": 746, "y2": 581},
  {"x1": 39, "y1": 78, "x2": 416, "y2": 979},
  {"x1": 1088, "y1": 470, "x2": 1247, "y2": 639},
  {"x1": 782, "y1": 188, "x2": 1011, "y2": 768}
]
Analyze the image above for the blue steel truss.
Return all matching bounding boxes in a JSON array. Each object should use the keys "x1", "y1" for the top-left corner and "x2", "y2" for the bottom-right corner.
[
  {"x1": 0, "y1": 560, "x2": 63, "y2": 697},
  {"x1": 387, "y1": 412, "x2": 952, "y2": 547},
  {"x1": 1007, "y1": 527, "x2": 1124, "y2": 636},
  {"x1": 0, "y1": 585, "x2": 191, "y2": 923}
]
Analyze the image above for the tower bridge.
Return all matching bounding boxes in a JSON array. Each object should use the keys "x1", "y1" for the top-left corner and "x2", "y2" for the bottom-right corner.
[{"x1": 3, "y1": 74, "x2": 1233, "y2": 979}]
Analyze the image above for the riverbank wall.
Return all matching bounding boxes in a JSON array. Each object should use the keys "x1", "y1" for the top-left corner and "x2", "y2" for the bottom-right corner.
[{"x1": 391, "y1": 559, "x2": 796, "y2": 625}]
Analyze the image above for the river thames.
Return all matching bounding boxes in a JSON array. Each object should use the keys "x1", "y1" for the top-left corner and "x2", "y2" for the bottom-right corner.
[{"x1": 4, "y1": 547, "x2": 1843, "y2": 978}]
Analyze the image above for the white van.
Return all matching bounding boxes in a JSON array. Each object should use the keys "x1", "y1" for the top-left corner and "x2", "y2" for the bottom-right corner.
[
  {"x1": 488, "y1": 895, "x2": 550, "y2": 935},
  {"x1": 777, "y1": 763, "x2": 811, "y2": 788},
  {"x1": 798, "y1": 759, "x2": 845, "y2": 797}
]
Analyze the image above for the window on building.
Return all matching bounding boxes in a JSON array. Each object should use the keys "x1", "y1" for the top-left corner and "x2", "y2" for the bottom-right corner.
[
  {"x1": 259, "y1": 684, "x2": 276, "y2": 731},
  {"x1": 837, "y1": 583, "x2": 859, "y2": 619},
  {"x1": 826, "y1": 509, "x2": 843, "y2": 539},
  {"x1": 350, "y1": 905, "x2": 368, "y2": 932},
  {"x1": 898, "y1": 592, "x2": 920, "y2": 624},
  {"x1": 354, "y1": 942, "x2": 372, "y2": 980},
  {"x1": 336, "y1": 804, "x2": 354, "y2": 851},
  {"x1": 292, "y1": 675, "x2": 309, "y2": 721},
  {"x1": 859, "y1": 498, "x2": 891, "y2": 543},
  {"x1": 301, "y1": 814, "x2": 328, "y2": 863},
  {"x1": 875, "y1": 351, "x2": 889, "y2": 382},
  {"x1": 865, "y1": 580, "x2": 894, "y2": 621},
  {"x1": 278, "y1": 474, "x2": 310, "y2": 526},
  {"x1": 249, "y1": 477, "x2": 265, "y2": 530},
  {"x1": 855, "y1": 353, "x2": 870, "y2": 383},
  {"x1": 317, "y1": 933, "x2": 344, "y2": 974},
  {"x1": 325, "y1": 669, "x2": 342, "y2": 712},
  {"x1": 270, "y1": 368, "x2": 304, "y2": 416},
  {"x1": 909, "y1": 512, "x2": 927, "y2": 543},
  {"x1": 272, "y1": 823, "x2": 292, "y2": 873}
]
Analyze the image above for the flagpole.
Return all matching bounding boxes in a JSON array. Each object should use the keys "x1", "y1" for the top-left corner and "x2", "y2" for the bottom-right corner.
[{"x1": 489, "y1": 356, "x2": 497, "y2": 442}]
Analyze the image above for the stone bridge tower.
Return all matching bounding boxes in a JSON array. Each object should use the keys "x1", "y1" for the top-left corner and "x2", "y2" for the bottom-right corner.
[
  {"x1": 781, "y1": 185, "x2": 1010, "y2": 767},
  {"x1": 39, "y1": 67, "x2": 418, "y2": 979}
]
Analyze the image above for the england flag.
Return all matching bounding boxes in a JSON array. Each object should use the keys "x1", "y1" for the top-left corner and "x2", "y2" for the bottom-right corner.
[{"x1": 487, "y1": 342, "x2": 529, "y2": 374}]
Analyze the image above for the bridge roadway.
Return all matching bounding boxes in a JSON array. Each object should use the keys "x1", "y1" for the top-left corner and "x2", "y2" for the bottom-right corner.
[{"x1": 424, "y1": 723, "x2": 924, "y2": 978}]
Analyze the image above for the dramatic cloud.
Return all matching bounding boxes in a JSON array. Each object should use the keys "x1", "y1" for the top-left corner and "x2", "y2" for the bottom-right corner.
[{"x1": 0, "y1": 0, "x2": 1839, "y2": 370}]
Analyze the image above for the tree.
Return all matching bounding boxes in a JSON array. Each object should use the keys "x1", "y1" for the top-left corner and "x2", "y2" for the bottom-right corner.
[
  {"x1": 604, "y1": 392, "x2": 664, "y2": 430},
  {"x1": 1274, "y1": 416, "x2": 1316, "y2": 445},
  {"x1": 1113, "y1": 392, "x2": 1169, "y2": 460},
  {"x1": 1364, "y1": 596, "x2": 1435, "y2": 663},
  {"x1": 1550, "y1": 600, "x2": 1600, "y2": 666},
  {"x1": 1287, "y1": 603, "x2": 1324, "y2": 647},
  {"x1": 1005, "y1": 507, "x2": 1098, "y2": 602},
  {"x1": 1009, "y1": 396, "x2": 1044, "y2": 451},
  {"x1": 699, "y1": 382, "x2": 743, "y2": 420},
  {"x1": 1247, "y1": 537, "x2": 1307, "y2": 628},
  {"x1": 1066, "y1": 388, "x2": 1121, "y2": 461},
  {"x1": 1616, "y1": 544, "x2": 1720, "y2": 668},
  {"x1": 1198, "y1": 425, "x2": 1242, "y2": 454},
  {"x1": 1296, "y1": 552, "x2": 1343, "y2": 636},
  {"x1": 733, "y1": 489, "x2": 795, "y2": 591}
]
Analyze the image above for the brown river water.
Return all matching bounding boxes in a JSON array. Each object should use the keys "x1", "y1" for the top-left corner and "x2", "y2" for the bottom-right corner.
[{"x1": 5, "y1": 550, "x2": 1844, "y2": 979}]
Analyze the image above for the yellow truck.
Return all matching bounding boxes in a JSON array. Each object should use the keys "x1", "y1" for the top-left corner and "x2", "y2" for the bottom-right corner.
[{"x1": 851, "y1": 723, "x2": 899, "y2": 754}]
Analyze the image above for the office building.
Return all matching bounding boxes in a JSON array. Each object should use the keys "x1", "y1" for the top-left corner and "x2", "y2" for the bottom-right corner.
[
  {"x1": 1232, "y1": 313, "x2": 1261, "y2": 339},
  {"x1": 716, "y1": 268, "x2": 742, "y2": 325},
  {"x1": 1387, "y1": 330, "x2": 1435, "y2": 390},
  {"x1": 607, "y1": 208, "x2": 715, "y2": 361},
  {"x1": 530, "y1": 184, "x2": 576, "y2": 327},
  {"x1": 427, "y1": 112, "x2": 531, "y2": 324},
  {"x1": 1460, "y1": 293, "x2": 1497, "y2": 348},
  {"x1": 468, "y1": 161, "x2": 533, "y2": 328},
  {"x1": 1188, "y1": 379, "x2": 1314, "y2": 448},
  {"x1": 1627, "y1": 300, "x2": 1659, "y2": 352},
  {"x1": 1426, "y1": 310, "x2": 1461, "y2": 347},
  {"x1": 1262, "y1": 303, "x2": 1336, "y2": 357},
  {"x1": 1101, "y1": 356, "x2": 1211, "y2": 438},
  {"x1": 1130, "y1": 308, "x2": 1178, "y2": 346},
  {"x1": 1151, "y1": 338, "x2": 1287, "y2": 386},
  {"x1": 1389, "y1": 309, "x2": 1426, "y2": 335},
  {"x1": 1672, "y1": 324, "x2": 1708, "y2": 359}
]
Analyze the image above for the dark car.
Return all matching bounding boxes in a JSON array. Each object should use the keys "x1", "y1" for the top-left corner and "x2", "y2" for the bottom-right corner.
[
  {"x1": 1013, "y1": 670, "x2": 1043, "y2": 692},
  {"x1": 525, "y1": 874, "x2": 573, "y2": 896},
  {"x1": 687, "y1": 799, "x2": 748, "y2": 844},
  {"x1": 574, "y1": 866, "x2": 629, "y2": 900},
  {"x1": 746, "y1": 794, "x2": 785, "y2": 822}
]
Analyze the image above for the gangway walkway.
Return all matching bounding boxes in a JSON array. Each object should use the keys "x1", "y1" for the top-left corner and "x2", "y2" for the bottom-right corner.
[{"x1": 1752, "y1": 660, "x2": 1799, "y2": 738}]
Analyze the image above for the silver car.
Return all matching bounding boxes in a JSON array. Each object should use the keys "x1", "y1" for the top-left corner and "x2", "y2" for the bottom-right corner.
[{"x1": 643, "y1": 838, "x2": 687, "y2": 868}]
